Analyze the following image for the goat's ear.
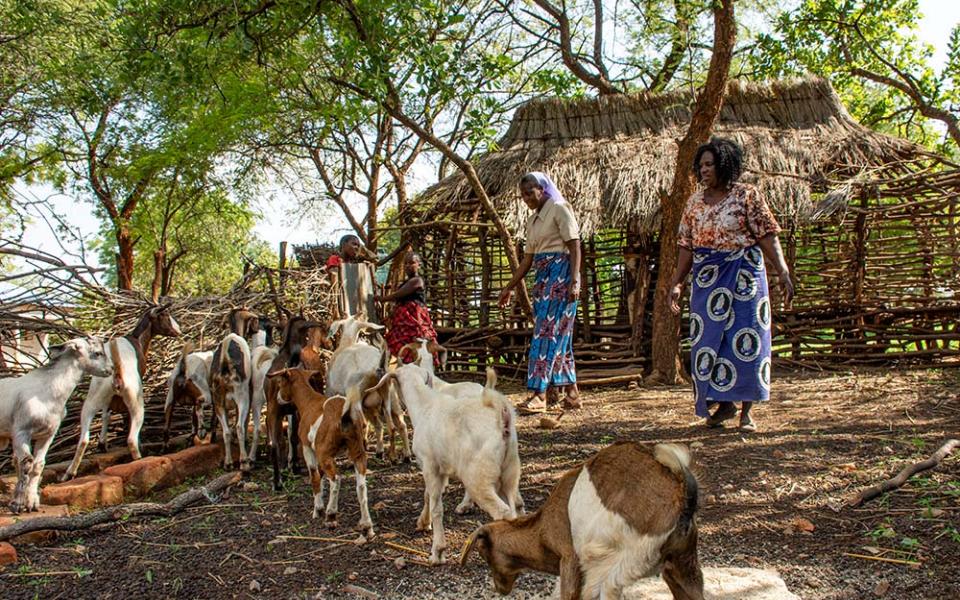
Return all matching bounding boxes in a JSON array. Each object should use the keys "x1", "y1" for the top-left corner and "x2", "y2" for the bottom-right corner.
[
  {"x1": 265, "y1": 368, "x2": 289, "y2": 380},
  {"x1": 460, "y1": 525, "x2": 489, "y2": 566},
  {"x1": 427, "y1": 341, "x2": 448, "y2": 368}
]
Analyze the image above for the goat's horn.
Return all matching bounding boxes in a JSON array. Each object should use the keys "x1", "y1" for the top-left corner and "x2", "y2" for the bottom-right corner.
[{"x1": 460, "y1": 525, "x2": 485, "y2": 566}]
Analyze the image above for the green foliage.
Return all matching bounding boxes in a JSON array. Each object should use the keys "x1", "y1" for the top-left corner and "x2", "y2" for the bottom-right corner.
[{"x1": 750, "y1": 0, "x2": 960, "y2": 154}]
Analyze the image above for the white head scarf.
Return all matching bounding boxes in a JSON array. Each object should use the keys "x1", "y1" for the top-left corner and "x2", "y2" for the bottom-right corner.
[{"x1": 526, "y1": 171, "x2": 567, "y2": 205}]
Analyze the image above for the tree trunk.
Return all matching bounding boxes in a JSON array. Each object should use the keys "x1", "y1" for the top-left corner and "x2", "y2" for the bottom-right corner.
[
  {"x1": 115, "y1": 226, "x2": 136, "y2": 291},
  {"x1": 150, "y1": 248, "x2": 164, "y2": 302},
  {"x1": 648, "y1": 0, "x2": 736, "y2": 383}
]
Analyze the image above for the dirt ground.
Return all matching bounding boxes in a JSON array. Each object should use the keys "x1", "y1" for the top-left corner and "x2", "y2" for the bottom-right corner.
[{"x1": 4, "y1": 367, "x2": 959, "y2": 600}]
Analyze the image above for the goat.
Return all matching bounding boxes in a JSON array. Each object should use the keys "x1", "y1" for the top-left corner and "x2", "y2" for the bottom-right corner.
[
  {"x1": 162, "y1": 343, "x2": 214, "y2": 450},
  {"x1": 251, "y1": 315, "x2": 279, "y2": 350},
  {"x1": 226, "y1": 307, "x2": 260, "y2": 341},
  {"x1": 266, "y1": 368, "x2": 375, "y2": 541},
  {"x1": 61, "y1": 305, "x2": 181, "y2": 481},
  {"x1": 460, "y1": 442, "x2": 703, "y2": 600},
  {"x1": 264, "y1": 314, "x2": 326, "y2": 491},
  {"x1": 0, "y1": 338, "x2": 112, "y2": 513},
  {"x1": 396, "y1": 338, "x2": 489, "y2": 515},
  {"x1": 366, "y1": 365, "x2": 523, "y2": 564},
  {"x1": 397, "y1": 338, "x2": 448, "y2": 374},
  {"x1": 249, "y1": 344, "x2": 278, "y2": 464},
  {"x1": 327, "y1": 315, "x2": 410, "y2": 463},
  {"x1": 210, "y1": 333, "x2": 253, "y2": 471}
]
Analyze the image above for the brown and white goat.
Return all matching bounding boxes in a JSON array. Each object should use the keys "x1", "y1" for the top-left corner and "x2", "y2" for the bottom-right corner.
[
  {"x1": 264, "y1": 314, "x2": 327, "y2": 491},
  {"x1": 461, "y1": 442, "x2": 703, "y2": 600},
  {"x1": 210, "y1": 333, "x2": 253, "y2": 471},
  {"x1": 62, "y1": 305, "x2": 181, "y2": 481},
  {"x1": 162, "y1": 342, "x2": 214, "y2": 450},
  {"x1": 266, "y1": 368, "x2": 375, "y2": 541}
]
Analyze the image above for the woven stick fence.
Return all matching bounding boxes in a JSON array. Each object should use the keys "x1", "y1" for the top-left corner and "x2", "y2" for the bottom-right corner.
[
  {"x1": 0, "y1": 240, "x2": 336, "y2": 473},
  {"x1": 396, "y1": 162, "x2": 960, "y2": 377}
]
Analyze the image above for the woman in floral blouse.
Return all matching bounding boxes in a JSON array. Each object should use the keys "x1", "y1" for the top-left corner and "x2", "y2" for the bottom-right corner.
[{"x1": 669, "y1": 137, "x2": 794, "y2": 432}]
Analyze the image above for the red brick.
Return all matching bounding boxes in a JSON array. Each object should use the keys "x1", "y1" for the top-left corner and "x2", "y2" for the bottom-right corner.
[
  {"x1": 40, "y1": 474, "x2": 124, "y2": 511},
  {"x1": 0, "y1": 504, "x2": 70, "y2": 544},
  {"x1": 103, "y1": 456, "x2": 175, "y2": 497},
  {"x1": 167, "y1": 443, "x2": 223, "y2": 481},
  {"x1": 0, "y1": 542, "x2": 16, "y2": 566}
]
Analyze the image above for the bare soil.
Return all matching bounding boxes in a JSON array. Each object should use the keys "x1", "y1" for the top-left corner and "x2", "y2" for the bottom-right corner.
[{"x1": 3, "y1": 367, "x2": 959, "y2": 600}]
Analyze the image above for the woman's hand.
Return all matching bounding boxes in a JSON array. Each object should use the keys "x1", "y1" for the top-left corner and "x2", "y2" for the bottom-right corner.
[
  {"x1": 568, "y1": 277, "x2": 581, "y2": 302},
  {"x1": 778, "y1": 271, "x2": 795, "y2": 307},
  {"x1": 669, "y1": 283, "x2": 685, "y2": 315},
  {"x1": 498, "y1": 287, "x2": 514, "y2": 308}
]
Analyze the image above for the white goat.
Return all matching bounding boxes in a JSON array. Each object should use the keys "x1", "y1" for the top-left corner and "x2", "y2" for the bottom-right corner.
[
  {"x1": 367, "y1": 364, "x2": 524, "y2": 564},
  {"x1": 162, "y1": 343, "x2": 214, "y2": 449},
  {"x1": 326, "y1": 316, "x2": 410, "y2": 462},
  {"x1": 0, "y1": 338, "x2": 112, "y2": 513},
  {"x1": 397, "y1": 338, "x2": 487, "y2": 515},
  {"x1": 249, "y1": 344, "x2": 279, "y2": 464},
  {"x1": 210, "y1": 333, "x2": 253, "y2": 471}
]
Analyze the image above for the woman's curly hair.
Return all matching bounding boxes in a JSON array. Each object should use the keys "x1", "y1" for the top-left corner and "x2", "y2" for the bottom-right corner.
[{"x1": 693, "y1": 137, "x2": 744, "y2": 187}]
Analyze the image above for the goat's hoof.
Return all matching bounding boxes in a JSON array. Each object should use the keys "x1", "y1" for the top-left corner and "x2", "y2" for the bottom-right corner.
[
  {"x1": 240, "y1": 459, "x2": 253, "y2": 474},
  {"x1": 415, "y1": 522, "x2": 431, "y2": 532},
  {"x1": 58, "y1": 472, "x2": 74, "y2": 483},
  {"x1": 454, "y1": 505, "x2": 472, "y2": 515},
  {"x1": 325, "y1": 516, "x2": 339, "y2": 529},
  {"x1": 8, "y1": 499, "x2": 23, "y2": 514},
  {"x1": 428, "y1": 552, "x2": 447, "y2": 566},
  {"x1": 96, "y1": 442, "x2": 108, "y2": 453}
]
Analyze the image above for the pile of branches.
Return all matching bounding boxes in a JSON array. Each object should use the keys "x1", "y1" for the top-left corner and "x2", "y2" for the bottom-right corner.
[{"x1": 0, "y1": 239, "x2": 336, "y2": 470}]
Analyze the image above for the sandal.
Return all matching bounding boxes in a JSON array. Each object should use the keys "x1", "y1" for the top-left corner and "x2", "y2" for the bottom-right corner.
[
  {"x1": 706, "y1": 403, "x2": 737, "y2": 428},
  {"x1": 517, "y1": 395, "x2": 548, "y2": 414},
  {"x1": 739, "y1": 416, "x2": 757, "y2": 432}
]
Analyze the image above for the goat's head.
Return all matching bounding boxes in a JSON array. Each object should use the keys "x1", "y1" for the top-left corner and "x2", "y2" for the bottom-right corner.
[
  {"x1": 49, "y1": 337, "x2": 113, "y2": 378},
  {"x1": 149, "y1": 303, "x2": 182, "y2": 337},
  {"x1": 266, "y1": 368, "x2": 319, "y2": 404},
  {"x1": 328, "y1": 315, "x2": 384, "y2": 347},
  {"x1": 460, "y1": 523, "x2": 522, "y2": 594},
  {"x1": 226, "y1": 307, "x2": 259, "y2": 338},
  {"x1": 398, "y1": 339, "x2": 446, "y2": 371}
]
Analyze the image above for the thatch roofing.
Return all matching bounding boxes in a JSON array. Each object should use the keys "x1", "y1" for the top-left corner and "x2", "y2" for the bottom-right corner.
[{"x1": 416, "y1": 77, "x2": 932, "y2": 236}]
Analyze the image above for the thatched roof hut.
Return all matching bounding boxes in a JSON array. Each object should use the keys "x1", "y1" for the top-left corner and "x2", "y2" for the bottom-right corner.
[
  {"x1": 416, "y1": 77, "x2": 927, "y2": 234},
  {"x1": 403, "y1": 78, "x2": 959, "y2": 378}
]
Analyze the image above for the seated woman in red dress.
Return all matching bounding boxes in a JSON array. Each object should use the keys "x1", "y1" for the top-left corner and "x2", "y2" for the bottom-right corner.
[{"x1": 379, "y1": 251, "x2": 438, "y2": 363}]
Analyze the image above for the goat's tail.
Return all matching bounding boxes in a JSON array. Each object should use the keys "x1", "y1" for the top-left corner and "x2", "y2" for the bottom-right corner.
[
  {"x1": 175, "y1": 342, "x2": 194, "y2": 383},
  {"x1": 654, "y1": 443, "x2": 699, "y2": 533},
  {"x1": 481, "y1": 367, "x2": 498, "y2": 408},
  {"x1": 109, "y1": 338, "x2": 125, "y2": 391},
  {"x1": 341, "y1": 383, "x2": 366, "y2": 434}
]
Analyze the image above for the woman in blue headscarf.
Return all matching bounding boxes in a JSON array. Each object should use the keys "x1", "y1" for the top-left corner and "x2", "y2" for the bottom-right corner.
[
  {"x1": 669, "y1": 137, "x2": 794, "y2": 432},
  {"x1": 499, "y1": 172, "x2": 582, "y2": 412}
]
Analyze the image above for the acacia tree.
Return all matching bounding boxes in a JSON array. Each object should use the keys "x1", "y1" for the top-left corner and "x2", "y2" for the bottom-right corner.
[{"x1": 752, "y1": 0, "x2": 960, "y2": 154}]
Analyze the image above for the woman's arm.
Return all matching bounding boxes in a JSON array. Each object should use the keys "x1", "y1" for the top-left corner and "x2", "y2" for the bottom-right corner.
[
  {"x1": 668, "y1": 247, "x2": 694, "y2": 315},
  {"x1": 566, "y1": 238, "x2": 581, "y2": 301},
  {"x1": 378, "y1": 276, "x2": 423, "y2": 302},
  {"x1": 498, "y1": 252, "x2": 534, "y2": 307},
  {"x1": 757, "y1": 234, "x2": 795, "y2": 306}
]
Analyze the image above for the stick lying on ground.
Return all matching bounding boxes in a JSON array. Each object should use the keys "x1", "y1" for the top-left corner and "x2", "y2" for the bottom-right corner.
[
  {"x1": 847, "y1": 438, "x2": 959, "y2": 507},
  {"x1": 0, "y1": 471, "x2": 241, "y2": 541}
]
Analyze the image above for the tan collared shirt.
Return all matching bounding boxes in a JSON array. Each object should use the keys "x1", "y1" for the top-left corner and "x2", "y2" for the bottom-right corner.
[{"x1": 524, "y1": 200, "x2": 581, "y2": 254}]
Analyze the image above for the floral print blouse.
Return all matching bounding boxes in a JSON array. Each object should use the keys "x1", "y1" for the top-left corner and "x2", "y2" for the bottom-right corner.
[{"x1": 677, "y1": 182, "x2": 781, "y2": 251}]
